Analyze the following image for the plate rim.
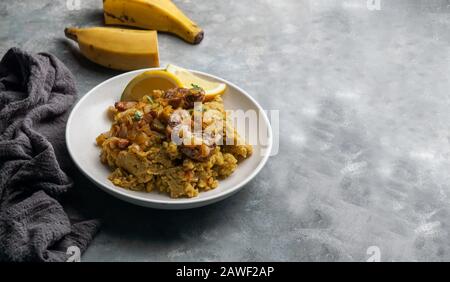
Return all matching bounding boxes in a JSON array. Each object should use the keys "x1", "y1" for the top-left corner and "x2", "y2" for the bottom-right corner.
[{"x1": 66, "y1": 67, "x2": 272, "y2": 209}]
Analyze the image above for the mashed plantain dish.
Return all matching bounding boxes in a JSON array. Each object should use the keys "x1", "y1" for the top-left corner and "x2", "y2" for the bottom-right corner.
[{"x1": 96, "y1": 87, "x2": 252, "y2": 198}]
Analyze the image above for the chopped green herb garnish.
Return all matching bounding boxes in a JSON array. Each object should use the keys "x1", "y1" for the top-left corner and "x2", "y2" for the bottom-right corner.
[
  {"x1": 191, "y1": 83, "x2": 202, "y2": 90},
  {"x1": 145, "y1": 95, "x2": 154, "y2": 104},
  {"x1": 134, "y1": 111, "x2": 143, "y2": 121}
]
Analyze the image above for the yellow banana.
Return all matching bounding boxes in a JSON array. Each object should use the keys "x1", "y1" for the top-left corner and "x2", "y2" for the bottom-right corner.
[
  {"x1": 103, "y1": 0, "x2": 204, "y2": 44},
  {"x1": 64, "y1": 27, "x2": 160, "y2": 71}
]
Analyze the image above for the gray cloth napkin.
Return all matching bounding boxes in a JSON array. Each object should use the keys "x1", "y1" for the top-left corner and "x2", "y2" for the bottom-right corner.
[{"x1": 0, "y1": 48, "x2": 100, "y2": 262}]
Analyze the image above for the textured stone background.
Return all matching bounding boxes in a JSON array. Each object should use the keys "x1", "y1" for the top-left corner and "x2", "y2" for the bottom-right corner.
[{"x1": 1, "y1": 0, "x2": 450, "y2": 261}]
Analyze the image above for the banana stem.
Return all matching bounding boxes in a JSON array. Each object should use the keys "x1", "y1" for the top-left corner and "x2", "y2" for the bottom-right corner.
[{"x1": 64, "y1": 27, "x2": 79, "y2": 42}]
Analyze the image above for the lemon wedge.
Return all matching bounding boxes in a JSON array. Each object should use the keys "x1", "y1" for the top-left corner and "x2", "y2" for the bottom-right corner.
[
  {"x1": 121, "y1": 70, "x2": 183, "y2": 101},
  {"x1": 166, "y1": 64, "x2": 227, "y2": 99}
]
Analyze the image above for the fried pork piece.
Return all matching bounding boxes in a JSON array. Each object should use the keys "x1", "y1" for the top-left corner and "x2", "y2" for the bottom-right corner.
[{"x1": 164, "y1": 87, "x2": 205, "y2": 109}]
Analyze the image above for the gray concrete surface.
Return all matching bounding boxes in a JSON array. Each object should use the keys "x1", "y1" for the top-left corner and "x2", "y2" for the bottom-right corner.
[{"x1": 2, "y1": 0, "x2": 450, "y2": 261}]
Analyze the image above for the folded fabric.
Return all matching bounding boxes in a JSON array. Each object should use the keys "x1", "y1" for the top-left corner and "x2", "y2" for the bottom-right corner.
[{"x1": 0, "y1": 47, "x2": 100, "y2": 262}]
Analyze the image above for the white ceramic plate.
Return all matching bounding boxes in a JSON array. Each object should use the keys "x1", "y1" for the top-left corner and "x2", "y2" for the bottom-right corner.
[{"x1": 66, "y1": 68, "x2": 272, "y2": 209}]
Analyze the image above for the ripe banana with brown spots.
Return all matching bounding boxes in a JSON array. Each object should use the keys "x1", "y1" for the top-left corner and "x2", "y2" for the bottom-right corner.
[
  {"x1": 103, "y1": 0, "x2": 204, "y2": 44},
  {"x1": 64, "y1": 27, "x2": 160, "y2": 71}
]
